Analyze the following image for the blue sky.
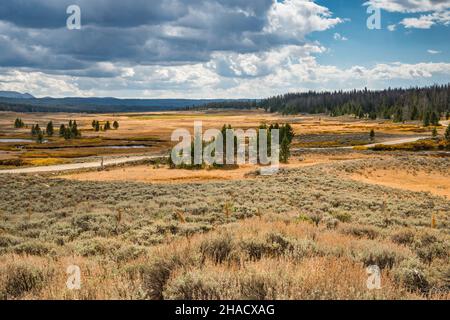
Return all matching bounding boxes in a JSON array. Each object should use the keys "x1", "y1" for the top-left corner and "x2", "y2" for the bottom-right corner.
[{"x1": 0, "y1": 0, "x2": 448, "y2": 98}]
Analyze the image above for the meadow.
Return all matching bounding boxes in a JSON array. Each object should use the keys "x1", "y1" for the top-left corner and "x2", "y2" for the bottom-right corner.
[{"x1": 0, "y1": 110, "x2": 448, "y2": 300}]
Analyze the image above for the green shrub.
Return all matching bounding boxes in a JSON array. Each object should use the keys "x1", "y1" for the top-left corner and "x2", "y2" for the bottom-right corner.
[
  {"x1": 12, "y1": 241, "x2": 54, "y2": 256},
  {"x1": 265, "y1": 232, "x2": 294, "y2": 255},
  {"x1": 296, "y1": 213, "x2": 312, "y2": 224},
  {"x1": 341, "y1": 225, "x2": 380, "y2": 240},
  {"x1": 393, "y1": 259, "x2": 429, "y2": 293},
  {"x1": 0, "y1": 235, "x2": 22, "y2": 248},
  {"x1": 355, "y1": 241, "x2": 409, "y2": 269},
  {"x1": 73, "y1": 238, "x2": 121, "y2": 257},
  {"x1": 331, "y1": 210, "x2": 352, "y2": 223},
  {"x1": 114, "y1": 245, "x2": 147, "y2": 263}
]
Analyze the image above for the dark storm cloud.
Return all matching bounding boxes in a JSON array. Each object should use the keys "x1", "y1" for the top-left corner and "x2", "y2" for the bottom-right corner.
[
  {"x1": 0, "y1": 0, "x2": 280, "y2": 72},
  {"x1": 0, "y1": 0, "x2": 272, "y2": 28}
]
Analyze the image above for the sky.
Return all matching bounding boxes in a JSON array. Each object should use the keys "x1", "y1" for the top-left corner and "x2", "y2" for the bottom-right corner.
[{"x1": 0, "y1": 0, "x2": 449, "y2": 99}]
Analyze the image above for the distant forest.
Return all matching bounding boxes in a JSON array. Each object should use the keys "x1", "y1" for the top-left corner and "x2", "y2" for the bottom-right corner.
[
  {"x1": 183, "y1": 100, "x2": 257, "y2": 111},
  {"x1": 1, "y1": 85, "x2": 449, "y2": 121},
  {"x1": 259, "y1": 84, "x2": 450, "y2": 122},
  {"x1": 0, "y1": 97, "x2": 229, "y2": 113}
]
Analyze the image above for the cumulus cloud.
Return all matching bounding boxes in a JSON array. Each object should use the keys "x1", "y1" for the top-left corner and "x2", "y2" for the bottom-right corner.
[
  {"x1": 400, "y1": 11, "x2": 450, "y2": 28},
  {"x1": 365, "y1": 0, "x2": 450, "y2": 13},
  {"x1": 0, "y1": 1, "x2": 448, "y2": 98},
  {"x1": 264, "y1": 0, "x2": 342, "y2": 39},
  {"x1": 366, "y1": 0, "x2": 450, "y2": 29}
]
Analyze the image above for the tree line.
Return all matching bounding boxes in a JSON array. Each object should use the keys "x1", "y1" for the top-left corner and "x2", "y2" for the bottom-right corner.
[
  {"x1": 183, "y1": 100, "x2": 257, "y2": 111},
  {"x1": 258, "y1": 84, "x2": 450, "y2": 124},
  {"x1": 14, "y1": 118, "x2": 120, "y2": 142}
]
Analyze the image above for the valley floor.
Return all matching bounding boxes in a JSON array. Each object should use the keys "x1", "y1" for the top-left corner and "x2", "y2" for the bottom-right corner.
[{"x1": 0, "y1": 151, "x2": 448, "y2": 300}]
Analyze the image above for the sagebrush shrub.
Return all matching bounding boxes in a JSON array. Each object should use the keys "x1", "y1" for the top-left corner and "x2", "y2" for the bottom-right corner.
[
  {"x1": 393, "y1": 259, "x2": 429, "y2": 293},
  {"x1": 0, "y1": 263, "x2": 48, "y2": 299}
]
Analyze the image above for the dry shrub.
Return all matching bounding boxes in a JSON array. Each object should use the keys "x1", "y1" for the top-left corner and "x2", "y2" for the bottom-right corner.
[
  {"x1": 163, "y1": 268, "x2": 235, "y2": 300},
  {"x1": 341, "y1": 225, "x2": 380, "y2": 240},
  {"x1": 391, "y1": 228, "x2": 415, "y2": 245},
  {"x1": 352, "y1": 240, "x2": 411, "y2": 269},
  {"x1": 199, "y1": 232, "x2": 236, "y2": 264},
  {"x1": 133, "y1": 246, "x2": 200, "y2": 300},
  {"x1": 331, "y1": 210, "x2": 352, "y2": 223},
  {"x1": 239, "y1": 271, "x2": 279, "y2": 300},
  {"x1": 0, "y1": 262, "x2": 51, "y2": 299},
  {"x1": 12, "y1": 241, "x2": 55, "y2": 256},
  {"x1": 393, "y1": 258, "x2": 430, "y2": 293}
]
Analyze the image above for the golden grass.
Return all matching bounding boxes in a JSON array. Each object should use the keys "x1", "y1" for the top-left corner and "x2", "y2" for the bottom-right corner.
[
  {"x1": 58, "y1": 155, "x2": 372, "y2": 184},
  {"x1": 24, "y1": 158, "x2": 69, "y2": 166},
  {"x1": 350, "y1": 169, "x2": 450, "y2": 199},
  {"x1": 1, "y1": 215, "x2": 446, "y2": 300}
]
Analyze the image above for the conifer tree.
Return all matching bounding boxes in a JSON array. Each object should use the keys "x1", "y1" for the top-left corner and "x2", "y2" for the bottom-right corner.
[
  {"x1": 432, "y1": 127, "x2": 438, "y2": 138},
  {"x1": 370, "y1": 129, "x2": 375, "y2": 141},
  {"x1": 59, "y1": 124, "x2": 66, "y2": 137},
  {"x1": 280, "y1": 135, "x2": 290, "y2": 164},
  {"x1": 46, "y1": 121, "x2": 54, "y2": 136}
]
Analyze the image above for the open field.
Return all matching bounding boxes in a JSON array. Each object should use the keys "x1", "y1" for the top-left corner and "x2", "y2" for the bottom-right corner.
[
  {"x1": 0, "y1": 110, "x2": 441, "y2": 169},
  {"x1": 0, "y1": 152, "x2": 449, "y2": 299},
  {"x1": 351, "y1": 170, "x2": 450, "y2": 200},
  {"x1": 0, "y1": 110, "x2": 448, "y2": 300},
  {"x1": 59, "y1": 154, "x2": 373, "y2": 184}
]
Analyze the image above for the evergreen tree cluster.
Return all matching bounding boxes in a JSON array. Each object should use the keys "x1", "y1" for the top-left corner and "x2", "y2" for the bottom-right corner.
[
  {"x1": 60, "y1": 120, "x2": 81, "y2": 140},
  {"x1": 91, "y1": 120, "x2": 119, "y2": 131},
  {"x1": 14, "y1": 118, "x2": 25, "y2": 128},
  {"x1": 169, "y1": 123, "x2": 294, "y2": 168},
  {"x1": 259, "y1": 85, "x2": 450, "y2": 123},
  {"x1": 30, "y1": 124, "x2": 44, "y2": 143}
]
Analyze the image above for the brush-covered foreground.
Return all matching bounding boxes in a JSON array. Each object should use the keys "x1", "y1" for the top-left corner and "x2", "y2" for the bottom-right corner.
[{"x1": 0, "y1": 154, "x2": 448, "y2": 300}]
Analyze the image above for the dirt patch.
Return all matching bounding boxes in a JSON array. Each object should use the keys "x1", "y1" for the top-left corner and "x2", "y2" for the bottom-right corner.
[
  {"x1": 351, "y1": 169, "x2": 450, "y2": 199},
  {"x1": 59, "y1": 154, "x2": 368, "y2": 184}
]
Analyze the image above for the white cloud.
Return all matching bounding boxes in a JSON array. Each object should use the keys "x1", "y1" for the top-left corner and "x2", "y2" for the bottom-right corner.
[
  {"x1": 264, "y1": 0, "x2": 342, "y2": 39},
  {"x1": 0, "y1": 70, "x2": 88, "y2": 97},
  {"x1": 366, "y1": 0, "x2": 450, "y2": 13},
  {"x1": 400, "y1": 11, "x2": 450, "y2": 29},
  {"x1": 3, "y1": 55, "x2": 450, "y2": 99},
  {"x1": 387, "y1": 24, "x2": 397, "y2": 31},
  {"x1": 366, "y1": 0, "x2": 450, "y2": 29},
  {"x1": 207, "y1": 44, "x2": 326, "y2": 78},
  {"x1": 427, "y1": 49, "x2": 441, "y2": 54},
  {"x1": 333, "y1": 33, "x2": 348, "y2": 41}
]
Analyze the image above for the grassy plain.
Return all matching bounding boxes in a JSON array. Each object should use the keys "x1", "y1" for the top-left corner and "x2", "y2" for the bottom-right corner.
[{"x1": 0, "y1": 110, "x2": 448, "y2": 300}]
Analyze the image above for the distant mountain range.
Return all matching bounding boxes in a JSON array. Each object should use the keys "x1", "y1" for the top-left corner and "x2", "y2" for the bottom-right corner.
[
  {"x1": 0, "y1": 91, "x2": 252, "y2": 113},
  {"x1": 0, "y1": 91, "x2": 35, "y2": 99}
]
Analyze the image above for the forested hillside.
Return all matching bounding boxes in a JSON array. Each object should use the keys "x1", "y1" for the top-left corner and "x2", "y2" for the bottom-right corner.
[{"x1": 259, "y1": 85, "x2": 450, "y2": 122}]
